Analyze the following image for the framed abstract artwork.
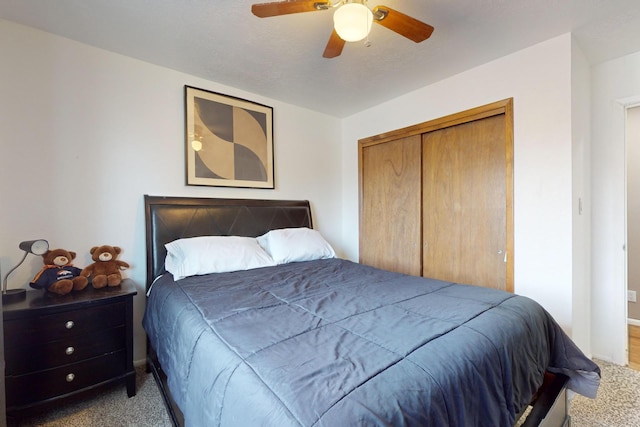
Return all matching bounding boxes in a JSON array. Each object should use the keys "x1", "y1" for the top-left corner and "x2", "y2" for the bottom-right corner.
[{"x1": 184, "y1": 86, "x2": 274, "y2": 188}]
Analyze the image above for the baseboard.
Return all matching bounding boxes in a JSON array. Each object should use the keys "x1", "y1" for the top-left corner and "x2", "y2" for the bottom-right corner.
[{"x1": 628, "y1": 318, "x2": 640, "y2": 327}]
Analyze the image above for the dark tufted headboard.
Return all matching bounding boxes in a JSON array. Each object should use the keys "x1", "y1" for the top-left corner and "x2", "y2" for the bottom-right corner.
[{"x1": 144, "y1": 195, "x2": 312, "y2": 290}]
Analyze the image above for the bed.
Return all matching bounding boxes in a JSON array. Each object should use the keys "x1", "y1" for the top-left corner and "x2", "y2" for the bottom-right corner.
[{"x1": 142, "y1": 195, "x2": 600, "y2": 427}]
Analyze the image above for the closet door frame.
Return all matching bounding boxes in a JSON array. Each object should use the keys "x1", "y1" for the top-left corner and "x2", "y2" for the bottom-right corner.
[{"x1": 358, "y1": 98, "x2": 514, "y2": 291}]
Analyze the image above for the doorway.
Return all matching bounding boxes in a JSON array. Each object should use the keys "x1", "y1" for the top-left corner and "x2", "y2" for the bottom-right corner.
[{"x1": 627, "y1": 105, "x2": 640, "y2": 368}]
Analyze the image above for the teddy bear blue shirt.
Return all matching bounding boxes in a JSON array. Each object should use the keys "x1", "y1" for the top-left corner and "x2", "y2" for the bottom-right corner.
[{"x1": 30, "y1": 265, "x2": 83, "y2": 290}]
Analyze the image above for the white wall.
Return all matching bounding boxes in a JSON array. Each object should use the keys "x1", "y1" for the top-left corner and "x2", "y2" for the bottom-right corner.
[
  {"x1": 591, "y1": 50, "x2": 640, "y2": 364},
  {"x1": 571, "y1": 38, "x2": 592, "y2": 354},
  {"x1": 0, "y1": 20, "x2": 343, "y2": 364},
  {"x1": 341, "y1": 34, "x2": 584, "y2": 344}
]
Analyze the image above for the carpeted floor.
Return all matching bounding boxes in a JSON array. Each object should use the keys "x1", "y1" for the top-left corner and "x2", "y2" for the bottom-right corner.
[
  {"x1": 7, "y1": 359, "x2": 638, "y2": 426},
  {"x1": 569, "y1": 359, "x2": 640, "y2": 426}
]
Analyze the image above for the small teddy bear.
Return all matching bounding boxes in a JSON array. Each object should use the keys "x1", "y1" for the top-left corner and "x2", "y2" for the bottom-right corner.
[
  {"x1": 30, "y1": 248, "x2": 89, "y2": 295},
  {"x1": 81, "y1": 245, "x2": 130, "y2": 288}
]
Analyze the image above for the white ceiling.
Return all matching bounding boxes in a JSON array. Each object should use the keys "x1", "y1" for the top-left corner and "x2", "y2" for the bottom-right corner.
[{"x1": 2, "y1": 0, "x2": 640, "y2": 118}]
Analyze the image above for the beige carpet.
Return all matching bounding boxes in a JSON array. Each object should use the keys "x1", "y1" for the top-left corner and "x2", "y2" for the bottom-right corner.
[
  {"x1": 8, "y1": 359, "x2": 636, "y2": 426},
  {"x1": 569, "y1": 359, "x2": 640, "y2": 427}
]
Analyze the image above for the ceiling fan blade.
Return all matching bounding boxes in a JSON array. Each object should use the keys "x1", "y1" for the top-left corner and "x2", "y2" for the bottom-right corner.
[
  {"x1": 323, "y1": 29, "x2": 346, "y2": 58},
  {"x1": 372, "y1": 6, "x2": 434, "y2": 43},
  {"x1": 252, "y1": 1, "x2": 330, "y2": 18}
]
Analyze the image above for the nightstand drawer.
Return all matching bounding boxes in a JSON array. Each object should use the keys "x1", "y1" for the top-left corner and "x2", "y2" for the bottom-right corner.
[
  {"x1": 5, "y1": 326, "x2": 126, "y2": 375},
  {"x1": 4, "y1": 301, "x2": 125, "y2": 345},
  {"x1": 6, "y1": 350, "x2": 127, "y2": 408}
]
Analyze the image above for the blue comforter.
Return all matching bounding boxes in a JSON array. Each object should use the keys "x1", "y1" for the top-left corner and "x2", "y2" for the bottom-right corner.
[{"x1": 143, "y1": 258, "x2": 600, "y2": 426}]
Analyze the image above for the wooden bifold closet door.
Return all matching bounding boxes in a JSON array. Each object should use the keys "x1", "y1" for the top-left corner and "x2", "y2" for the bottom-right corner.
[
  {"x1": 360, "y1": 134, "x2": 422, "y2": 276},
  {"x1": 358, "y1": 99, "x2": 514, "y2": 292},
  {"x1": 422, "y1": 114, "x2": 507, "y2": 289}
]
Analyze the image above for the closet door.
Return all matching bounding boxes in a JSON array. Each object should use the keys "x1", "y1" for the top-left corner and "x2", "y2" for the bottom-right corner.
[
  {"x1": 359, "y1": 135, "x2": 422, "y2": 275},
  {"x1": 422, "y1": 114, "x2": 508, "y2": 290}
]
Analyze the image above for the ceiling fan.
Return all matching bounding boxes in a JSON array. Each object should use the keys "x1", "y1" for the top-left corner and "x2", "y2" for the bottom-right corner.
[{"x1": 251, "y1": 0, "x2": 434, "y2": 58}]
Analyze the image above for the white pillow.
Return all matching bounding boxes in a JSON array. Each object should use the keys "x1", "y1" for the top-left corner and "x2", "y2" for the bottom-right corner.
[
  {"x1": 165, "y1": 235, "x2": 275, "y2": 280},
  {"x1": 257, "y1": 227, "x2": 336, "y2": 264}
]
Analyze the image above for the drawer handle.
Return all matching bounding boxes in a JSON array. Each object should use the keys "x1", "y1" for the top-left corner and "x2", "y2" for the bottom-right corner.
[
  {"x1": 65, "y1": 320, "x2": 74, "y2": 329},
  {"x1": 65, "y1": 346, "x2": 75, "y2": 355},
  {"x1": 66, "y1": 373, "x2": 75, "y2": 382}
]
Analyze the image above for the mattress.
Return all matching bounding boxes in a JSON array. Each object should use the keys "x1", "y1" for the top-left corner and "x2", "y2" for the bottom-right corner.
[{"x1": 143, "y1": 258, "x2": 600, "y2": 426}]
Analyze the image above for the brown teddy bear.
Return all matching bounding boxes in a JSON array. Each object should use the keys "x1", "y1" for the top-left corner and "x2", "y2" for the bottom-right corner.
[
  {"x1": 81, "y1": 245, "x2": 130, "y2": 288},
  {"x1": 30, "y1": 248, "x2": 89, "y2": 295}
]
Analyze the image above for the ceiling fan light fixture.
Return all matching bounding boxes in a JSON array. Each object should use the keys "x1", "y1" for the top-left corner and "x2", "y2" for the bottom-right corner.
[{"x1": 333, "y1": 2, "x2": 373, "y2": 42}]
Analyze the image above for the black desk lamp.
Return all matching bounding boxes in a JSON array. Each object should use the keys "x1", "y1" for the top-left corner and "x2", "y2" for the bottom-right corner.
[{"x1": 2, "y1": 239, "x2": 49, "y2": 303}]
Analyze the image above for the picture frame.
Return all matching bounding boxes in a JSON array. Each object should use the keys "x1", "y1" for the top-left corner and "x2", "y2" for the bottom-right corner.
[{"x1": 184, "y1": 85, "x2": 274, "y2": 188}]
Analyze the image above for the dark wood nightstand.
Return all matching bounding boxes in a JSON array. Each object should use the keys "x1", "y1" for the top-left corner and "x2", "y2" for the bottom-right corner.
[{"x1": 2, "y1": 280, "x2": 137, "y2": 417}]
